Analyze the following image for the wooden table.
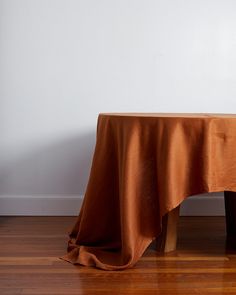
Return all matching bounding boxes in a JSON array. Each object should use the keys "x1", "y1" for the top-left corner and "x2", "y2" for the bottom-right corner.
[{"x1": 61, "y1": 113, "x2": 236, "y2": 270}]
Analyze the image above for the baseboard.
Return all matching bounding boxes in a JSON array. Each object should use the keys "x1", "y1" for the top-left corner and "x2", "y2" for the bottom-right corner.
[
  {"x1": 0, "y1": 195, "x2": 84, "y2": 216},
  {"x1": 180, "y1": 192, "x2": 225, "y2": 216},
  {"x1": 0, "y1": 192, "x2": 225, "y2": 216}
]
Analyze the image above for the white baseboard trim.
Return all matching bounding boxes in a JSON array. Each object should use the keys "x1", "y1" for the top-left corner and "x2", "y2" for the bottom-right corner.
[
  {"x1": 0, "y1": 192, "x2": 225, "y2": 216},
  {"x1": 180, "y1": 193, "x2": 225, "y2": 216},
  {"x1": 0, "y1": 195, "x2": 84, "y2": 216}
]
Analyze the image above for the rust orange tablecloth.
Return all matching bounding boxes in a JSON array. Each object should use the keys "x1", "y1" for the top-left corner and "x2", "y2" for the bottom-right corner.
[{"x1": 61, "y1": 113, "x2": 236, "y2": 270}]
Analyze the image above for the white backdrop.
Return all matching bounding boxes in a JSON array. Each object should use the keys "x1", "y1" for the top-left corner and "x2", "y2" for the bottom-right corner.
[{"x1": 0, "y1": 0, "x2": 235, "y2": 214}]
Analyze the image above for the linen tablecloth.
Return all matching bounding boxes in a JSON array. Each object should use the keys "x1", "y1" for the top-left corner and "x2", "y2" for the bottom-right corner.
[{"x1": 61, "y1": 113, "x2": 236, "y2": 270}]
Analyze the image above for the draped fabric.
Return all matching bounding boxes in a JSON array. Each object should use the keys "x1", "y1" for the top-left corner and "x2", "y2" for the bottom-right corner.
[{"x1": 61, "y1": 113, "x2": 236, "y2": 270}]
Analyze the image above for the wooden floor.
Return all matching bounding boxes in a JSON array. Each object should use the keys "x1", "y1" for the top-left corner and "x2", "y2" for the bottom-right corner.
[{"x1": 1, "y1": 217, "x2": 236, "y2": 295}]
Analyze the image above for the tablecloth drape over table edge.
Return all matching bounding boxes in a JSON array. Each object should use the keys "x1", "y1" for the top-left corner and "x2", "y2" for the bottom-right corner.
[{"x1": 60, "y1": 113, "x2": 236, "y2": 270}]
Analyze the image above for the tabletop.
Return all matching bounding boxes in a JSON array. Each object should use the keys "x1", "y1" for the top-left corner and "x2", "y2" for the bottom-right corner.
[{"x1": 99, "y1": 113, "x2": 236, "y2": 118}]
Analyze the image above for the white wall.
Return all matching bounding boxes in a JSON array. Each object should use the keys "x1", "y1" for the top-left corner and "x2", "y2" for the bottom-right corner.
[{"x1": 1, "y1": 0, "x2": 236, "y2": 214}]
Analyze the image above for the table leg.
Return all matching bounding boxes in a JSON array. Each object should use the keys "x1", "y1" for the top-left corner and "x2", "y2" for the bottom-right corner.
[
  {"x1": 224, "y1": 191, "x2": 236, "y2": 237},
  {"x1": 156, "y1": 205, "x2": 180, "y2": 252}
]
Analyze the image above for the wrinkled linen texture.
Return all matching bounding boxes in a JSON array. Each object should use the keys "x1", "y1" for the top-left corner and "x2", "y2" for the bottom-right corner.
[{"x1": 61, "y1": 113, "x2": 236, "y2": 270}]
